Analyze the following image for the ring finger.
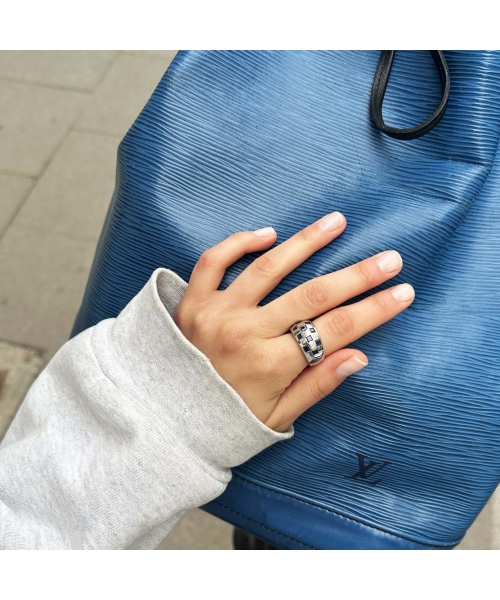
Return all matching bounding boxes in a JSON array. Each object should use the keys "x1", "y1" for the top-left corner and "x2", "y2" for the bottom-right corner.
[{"x1": 275, "y1": 282, "x2": 415, "y2": 374}]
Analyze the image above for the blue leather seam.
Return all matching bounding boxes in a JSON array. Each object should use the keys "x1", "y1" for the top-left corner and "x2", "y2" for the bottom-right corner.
[
  {"x1": 212, "y1": 500, "x2": 316, "y2": 549},
  {"x1": 232, "y1": 474, "x2": 458, "y2": 549}
]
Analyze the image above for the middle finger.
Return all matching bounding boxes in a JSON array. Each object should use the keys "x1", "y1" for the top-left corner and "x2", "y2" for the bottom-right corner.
[
  {"x1": 226, "y1": 212, "x2": 346, "y2": 306},
  {"x1": 260, "y1": 249, "x2": 403, "y2": 335}
]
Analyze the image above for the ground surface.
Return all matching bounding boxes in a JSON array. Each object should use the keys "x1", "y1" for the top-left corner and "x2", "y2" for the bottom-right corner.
[{"x1": 0, "y1": 51, "x2": 493, "y2": 549}]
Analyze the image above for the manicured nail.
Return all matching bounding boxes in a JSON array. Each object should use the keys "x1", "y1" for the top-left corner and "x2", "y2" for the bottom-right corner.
[
  {"x1": 337, "y1": 356, "x2": 368, "y2": 378},
  {"x1": 253, "y1": 227, "x2": 275, "y2": 237},
  {"x1": 317, "y1": 211, "x2": 345, "y2": 232},
  {"x1": 391, "y1": 283, "x2": 415, "y2": 302},
  {"x1": 376, "y1": 250, "x2": 402, "y2": 273}
]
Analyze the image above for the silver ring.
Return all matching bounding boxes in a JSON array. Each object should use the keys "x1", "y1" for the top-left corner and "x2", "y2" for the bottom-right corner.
[{"x1": 290, "y1": 320, "x2": 324, "y2": 366}]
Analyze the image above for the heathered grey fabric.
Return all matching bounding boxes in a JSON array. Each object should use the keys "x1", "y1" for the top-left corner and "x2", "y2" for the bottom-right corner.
[{"x1": 0, "y1": 269, "x2": 292, "y2": 549}]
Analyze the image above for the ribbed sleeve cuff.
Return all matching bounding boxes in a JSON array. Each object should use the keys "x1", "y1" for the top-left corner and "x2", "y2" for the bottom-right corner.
[{"x1": 92, "y1": 268, "x2": 293, "y2": 471}]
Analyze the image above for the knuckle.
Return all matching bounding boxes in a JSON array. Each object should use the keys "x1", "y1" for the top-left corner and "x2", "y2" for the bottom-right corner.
[
  {"x1": 252, "y1": 252, "x2": 278, "y2": 277},
  {"x1": 197, "y1": 249, "x2": 220, "y2": 269},
  {"x1": 219, "y1": 323, "x2": 250, "y2": 355},
  {"x1": 192, "y1": 309, "x2": 214, "y2": 335},
  {"x1": 298, "y1": 224, "x2": 321, "y2": 243},
  {"x1": 371, "y1": 291, "x2": 393, "y2": 313},
  {"x1": 302, "y1": 281, "x2": 329, "y2": 310},
  {"x1": 354, "y1": 260, "x2": 375, "y2": 286},
  {"x1": 326, "y1": 309, "x2": 355, "y2": 338},
  {"x1": 310, "y1": 378, "x2": 331, "y2": 402},
  {"x1": 230, "y1": 231, "x2": 252, "y2": 245},
  {"x1": 220, "y1": 329, "x2": 245, "y2": 355}
]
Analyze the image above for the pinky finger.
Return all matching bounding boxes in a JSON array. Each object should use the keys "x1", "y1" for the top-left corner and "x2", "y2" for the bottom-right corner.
[{"x1": 264, "y1": 349, "x2": 368, "y2": 432}]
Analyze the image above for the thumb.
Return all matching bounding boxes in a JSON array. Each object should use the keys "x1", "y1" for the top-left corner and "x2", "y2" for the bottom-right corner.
[{"x1": 264, "y1": 349, "x2": 368, "y2": 432}]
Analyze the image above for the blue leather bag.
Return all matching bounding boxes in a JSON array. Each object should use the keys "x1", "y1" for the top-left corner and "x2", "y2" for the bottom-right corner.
[{"x1": 72, "y1": 51, "x2": 500, "y2": 549}]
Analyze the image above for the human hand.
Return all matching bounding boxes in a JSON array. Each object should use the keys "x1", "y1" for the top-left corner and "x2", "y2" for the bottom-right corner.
[{"x1": 174, "y1": 212, "x2": 414, "y2": 432}]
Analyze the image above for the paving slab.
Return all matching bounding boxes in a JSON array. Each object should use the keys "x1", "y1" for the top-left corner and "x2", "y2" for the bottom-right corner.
[
  {"x1": 0, "y1": 173, "x2": 33, "y2": 237},
  {"x1": 0, "y1": 340, "x2": 43, "y2": 440},
  {"x1": 124, "y1": 51, "x2": 177, "y2": 62},
  {"x1": 0, "y1": 225, "x2": 97, "y2": 363},
  {"x1": 14, "y1": 132, "x2": 119, "y2": 242},
  {"x1": 457, "y1": 490, "x2": 499, "y2": 550},
  {"x1": 75, "y1": 54, "x2": 174, "y2": 137},
  {"x1": 157, "y1": 509, "x2": 233, "y2": 550},
  {"x1": 0, "y1": 51, "x2": 119, "y2": 91},
  {"x1": 0, "y1": 81, "x2": 86, "y2": 177}
]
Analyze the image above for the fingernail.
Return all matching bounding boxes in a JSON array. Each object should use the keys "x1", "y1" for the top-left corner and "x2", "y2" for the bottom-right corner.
[
  {"x1": 317, "y1": 211, "x2": 345, "y2": 232},
  {"x1": 391, "y1": 283, "x2": 415, "y2": 302},
  {"x1": 376, "y1": 250, "x2": 402, "y2": 273},
  {"x1": 337, "y1": 356, "x2": 368, "y2": 378},
  {"x1": 253, "y1": 227, "x2": 275, "y2": 237}
]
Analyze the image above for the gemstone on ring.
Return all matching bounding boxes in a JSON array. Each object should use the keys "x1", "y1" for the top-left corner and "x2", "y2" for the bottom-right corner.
[{"x1": 289, "y1": 320, "x2": 324, "y2": 366}]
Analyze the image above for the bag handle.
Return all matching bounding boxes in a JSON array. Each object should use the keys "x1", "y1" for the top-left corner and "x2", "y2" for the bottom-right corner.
[{"x1": 370, "y1": 50, "x2": 450, "y2": 140}]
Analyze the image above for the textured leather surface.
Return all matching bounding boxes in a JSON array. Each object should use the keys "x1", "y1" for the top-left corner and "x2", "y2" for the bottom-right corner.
[{"x1": 72, "y1": 51, "x2": 500, "y2": 549}]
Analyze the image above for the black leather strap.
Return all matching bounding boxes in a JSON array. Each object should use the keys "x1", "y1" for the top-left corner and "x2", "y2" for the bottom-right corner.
[{"x1": 370, "y1": 51, "x2": 450, "y2": 140}]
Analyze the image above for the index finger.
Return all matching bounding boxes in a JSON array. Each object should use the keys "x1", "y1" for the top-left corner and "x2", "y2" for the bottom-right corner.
[
  {"x1": 226, "y1": 212, "x2": 346, "y2": 306},
  {"x1": 186, "y1": 228, "x2": 277, "y2": 299}
]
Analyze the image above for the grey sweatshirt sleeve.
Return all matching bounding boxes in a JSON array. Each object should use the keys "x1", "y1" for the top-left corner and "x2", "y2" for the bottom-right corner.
[{"x1": 0, "y1": 268, "x2": 293, "y2": 549}]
